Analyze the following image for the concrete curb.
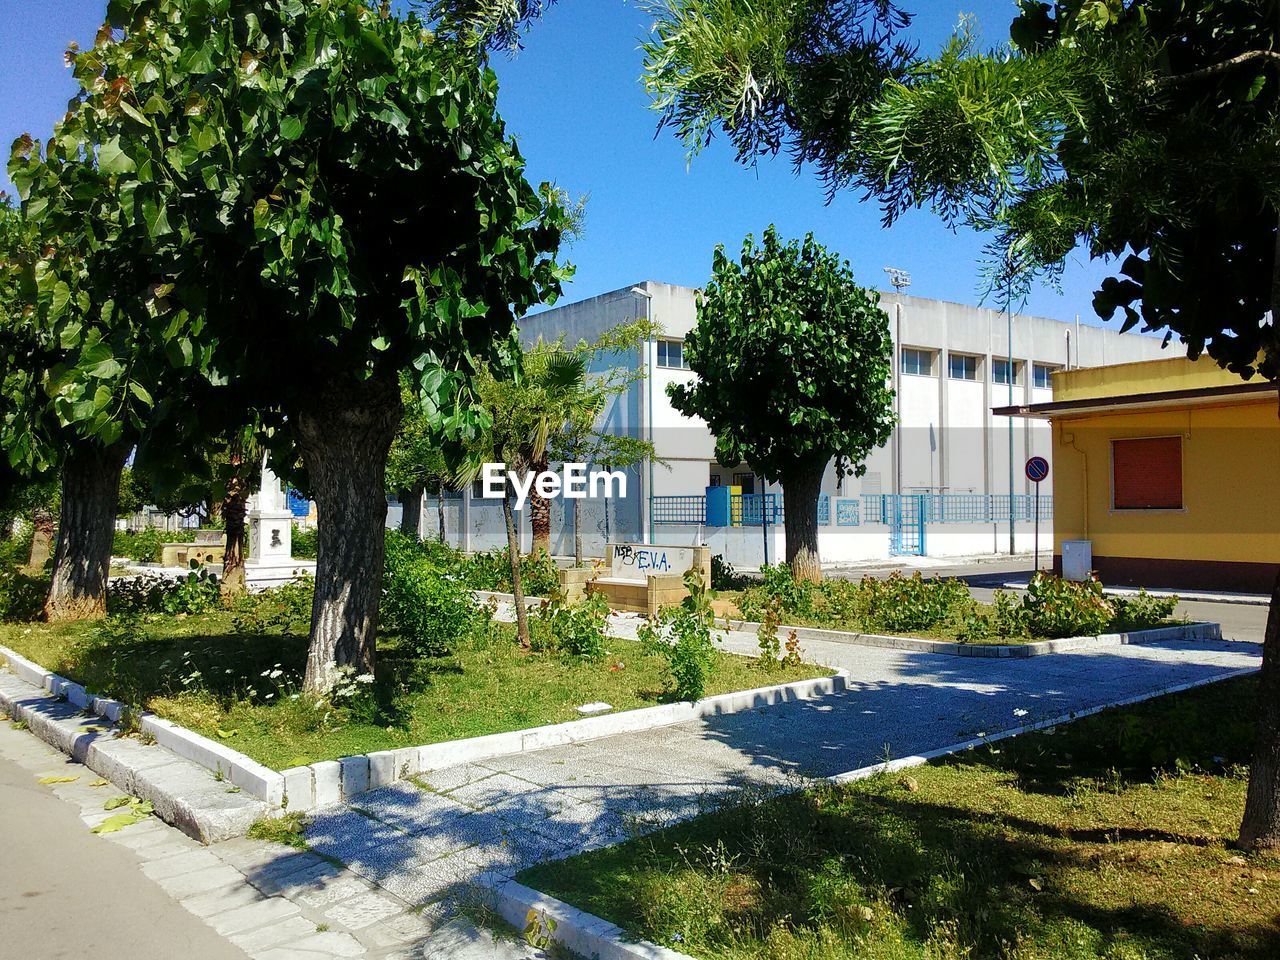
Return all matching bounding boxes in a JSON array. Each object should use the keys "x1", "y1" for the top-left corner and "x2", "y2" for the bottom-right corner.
[
  {"x1": 484, "y1": 876, "x2": 693, "y2": 960},
  {"x1": 1, "y1": 642, "x2": 847, "y2": 815},
  {"x1": 0, "y1": 654, "x2": 271, "y2": 843},
  {"x1": 717, "y1": 618, "x2": 1221, "y2": 658},
  {"x1": 278, "y1": 667, "x2": 850, "y2": 812},
  {"x1": 497, "y1": 661, "x2": 1259, "y2": 960}
]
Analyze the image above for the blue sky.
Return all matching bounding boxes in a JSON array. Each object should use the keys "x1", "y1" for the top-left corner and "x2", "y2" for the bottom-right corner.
[{"x1": 0, "y1": 0, "x2": 1123, "y2": 326}]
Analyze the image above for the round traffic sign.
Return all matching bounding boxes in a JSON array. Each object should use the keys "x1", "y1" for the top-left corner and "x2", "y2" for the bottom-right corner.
[{"x1": 1025, "y1": 455, "x2": 1050, "y2": 483}]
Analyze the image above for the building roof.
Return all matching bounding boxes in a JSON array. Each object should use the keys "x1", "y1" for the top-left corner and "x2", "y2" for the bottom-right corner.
[{"x1": 995, "y1": 354, "x2": 1276, "y2": 419}]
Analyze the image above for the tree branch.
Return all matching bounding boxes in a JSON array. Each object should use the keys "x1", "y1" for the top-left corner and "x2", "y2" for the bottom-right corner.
[{"x1": 1159, "y1": 49, "x2": 1280, "y2": 86}]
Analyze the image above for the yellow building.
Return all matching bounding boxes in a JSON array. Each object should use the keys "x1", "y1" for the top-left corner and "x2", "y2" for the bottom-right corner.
[{"x1": 997, "y1": 355, "x2": 1279, "y2": 592}]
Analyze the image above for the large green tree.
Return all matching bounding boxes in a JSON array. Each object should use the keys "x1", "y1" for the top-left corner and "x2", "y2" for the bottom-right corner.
[
  {"x1": 43, "y1": 0, "x2": 570, "y2": 691},
  {"x1": 671, "y1": 227, "x2": 894, "y2": 582},
  {"x1": 643, "y1": 0, "x2": 1280, "y2": 849}
]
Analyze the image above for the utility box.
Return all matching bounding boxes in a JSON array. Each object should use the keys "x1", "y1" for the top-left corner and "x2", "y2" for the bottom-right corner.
[
  {"x1": 1061, "y1": 540, "x2": 1093, "y2": 581},
  {"x1": 705, "y1": 485, "x2": 731, "y2": 527}
]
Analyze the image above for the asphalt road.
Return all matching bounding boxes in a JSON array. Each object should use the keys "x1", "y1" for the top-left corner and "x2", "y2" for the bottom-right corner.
[{"x1": 0, "y1": 733, "x2": 247, "y2": 960}]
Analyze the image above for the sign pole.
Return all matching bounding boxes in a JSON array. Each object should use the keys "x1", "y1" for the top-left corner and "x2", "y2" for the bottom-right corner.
[
  {"x1": 1024, "y1": 456, "x2": 1049, "y2": 574},
  {"x1": 1034, "y1": 483, "x2": 1040, "y2": 572}
]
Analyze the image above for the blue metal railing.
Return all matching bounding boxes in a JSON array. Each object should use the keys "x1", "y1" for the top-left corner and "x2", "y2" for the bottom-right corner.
[
  {"x1": 651, "y1": 495, "x2": 706, "y2": 524},
  {"x1": 862, "y1": 493, "x2": 1053, "y2": 524},
  {"x1": 653, "y1": 492, "x2": 1045, "y2": 526}
]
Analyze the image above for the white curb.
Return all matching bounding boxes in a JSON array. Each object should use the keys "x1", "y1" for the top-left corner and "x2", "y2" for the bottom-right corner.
[{"x1": 718, "y1": 618, "x2": 1222, "y2": 658}]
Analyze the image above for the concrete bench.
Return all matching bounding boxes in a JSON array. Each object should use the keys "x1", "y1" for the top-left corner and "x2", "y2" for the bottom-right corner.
[{"x1": 559, "y1": 543, "x2": 711, "y2": 616}]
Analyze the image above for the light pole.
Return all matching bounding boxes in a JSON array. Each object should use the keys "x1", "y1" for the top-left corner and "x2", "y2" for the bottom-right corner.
[
  {"x1": 629, "y1": 286, "x2": 655, "y2": 545},
  {"x1": 883, "y1": 267, "x2": 911, "y2": 502},
  {"x1": 1004, "y1": 259, "x2": 1016, "y2": 555}
]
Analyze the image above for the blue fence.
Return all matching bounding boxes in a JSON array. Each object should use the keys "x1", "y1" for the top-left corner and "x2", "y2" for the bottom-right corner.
[
  {"x1": 650, "y1": 495, "x2": 707, "y2": 524},
  {"x1": 654, "y1": 492, "x2": 1050, "y2": 527}
]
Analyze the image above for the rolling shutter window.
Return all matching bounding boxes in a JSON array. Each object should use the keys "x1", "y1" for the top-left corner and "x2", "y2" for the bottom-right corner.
[{"x1": 1112, "y1": 437, "x2": 1182, "y2": 509}]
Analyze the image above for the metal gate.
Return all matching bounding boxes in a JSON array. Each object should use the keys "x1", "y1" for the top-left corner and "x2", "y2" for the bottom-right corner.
[{"x1": 889, "y1": 494, "x2": 927, "y2": 556}]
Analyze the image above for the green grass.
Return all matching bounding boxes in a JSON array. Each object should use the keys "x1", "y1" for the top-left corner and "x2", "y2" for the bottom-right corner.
[
  {"x1": 520, "y1": 676, "x2": 1280, "y2": 960},
  {"x1": 0, "y1": 613, "x2": 827, "y2": 770}
]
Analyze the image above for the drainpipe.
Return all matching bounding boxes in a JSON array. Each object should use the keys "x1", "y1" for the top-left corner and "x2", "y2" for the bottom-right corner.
[{"x1": 630, "y1": 286, "x2": 655, "y2": 544}]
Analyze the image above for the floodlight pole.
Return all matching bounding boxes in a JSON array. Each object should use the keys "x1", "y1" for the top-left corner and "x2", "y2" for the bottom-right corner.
[{"x1": 1006, "y1": 266, "x2": 1016, "y2": 556}]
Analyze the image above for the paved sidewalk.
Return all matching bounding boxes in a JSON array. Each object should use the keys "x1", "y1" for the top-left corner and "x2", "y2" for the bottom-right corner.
[
  {"x1": 0, "y1": 720, "x2": 541, "y2": 960},
  {"x1": 302, "y1": 623, "x2": 1261, "y2": 918}
]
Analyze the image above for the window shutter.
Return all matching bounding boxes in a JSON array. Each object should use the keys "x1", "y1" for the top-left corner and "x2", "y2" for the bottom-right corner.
[{"x1": 1113, "y1": 437, "x2": 1182, "y2": 509}]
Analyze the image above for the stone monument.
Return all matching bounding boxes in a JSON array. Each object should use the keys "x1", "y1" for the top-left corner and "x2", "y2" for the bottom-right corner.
[{"x1": 245, "y1": 458, "x2": 316, "y2": 589}]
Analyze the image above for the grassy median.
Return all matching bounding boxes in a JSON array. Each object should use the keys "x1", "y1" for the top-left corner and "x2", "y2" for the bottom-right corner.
[
  {"x1": 520, "y1": 675, "x2": 1278, "y2": 960},
  {"x1": 0, "y1": 612, "x2": 828, "y2": 770}
]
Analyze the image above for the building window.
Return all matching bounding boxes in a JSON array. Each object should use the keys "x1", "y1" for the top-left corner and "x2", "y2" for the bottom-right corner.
[
  {"x1": 901, "y1": 347, "x2": 934, "y2": 376},
  {"x1": 993, "y1": 358, "x2": 1022, "y2": 385},
  {"x1": 947, "y1": 354, "x2": 977, "y2": 381},
  {"x1": 1033, "y1": 363, "x2": 1057, "y2": 389},
  {"x1": 1112, "y1": 437, "x2": 1182, "y2": 510},
  {"x1": 656, "y1": 339, "x2": 690, "y2": 369}
]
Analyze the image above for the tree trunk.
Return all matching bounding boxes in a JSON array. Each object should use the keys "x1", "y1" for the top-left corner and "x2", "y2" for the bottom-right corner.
[
  {"x1": 220, "y1": 484, "x2": 249, "y2": 603},
  {"x1": 503, "y1": 484, "x2": 531, "y2": 647},
  {"x1": 780, "y1": 459, "x2": 825, "y2": 584},
  {"x1": 437, "y1": 490, "x2": 446, "y2": 544},
  {"x1": 528, "y1": 457, "x2": 552, "y2": 556},
  {"x1": 294, "y1": 372, "x2": 402, "y2": 694},
  {"x1": 27, "y1": 507, "x2": 54, "y2": 572},
  {"x1": 573, "y1": 496, "x2": 583, "y2": 567},
  {"x1": 1238, "y1": 219, "x2": 1280, "y2": 849},
  {"x1": 1240, "y1": 566, "x2": 1280, "y2": 849},
  {"x1": 44, "y1": 441, "x2": 129, "y2": 622},
  {"x1": 399, "y1": 485, "x2": 423, "y2": 541}
]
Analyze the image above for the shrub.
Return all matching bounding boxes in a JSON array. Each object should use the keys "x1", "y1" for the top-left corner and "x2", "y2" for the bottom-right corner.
[
  {"x1": 1019, "y1": 572, "x2": 1113, "y2": 639},
  {"x1": 108, "y1": 568, "x2": 221, "y2": 616},
  {"x1": 382, "y1": 531, "x2": 483, "y2": 659},
  {"x1": 530, "y1": 590, "x2": 610, "y2": 660},
  {"x1": 231, "y1": 576, "x2": 315, "y2": 635},
  {"x1": 1111, "y1": 589, "x2": 1180, "y2": 632},
  {"x1": 291, "y1": 525, "x2": 318, "y2": 560},
  {"x1": 0, "y1": 543, "x2": 46, "y2": 622},
  {"x1": 463, "y1": 546, "x2": 559, "y2": 598},
  {"x1": 710, "y1": 554, "x2": 751, "y2": 591},
  {"x1": 640, "y1": 570, "x2": 718, "y2": 701},
  {"x1": 112, "y1": 527, "x2": 197, "y2": 564},
  {"x1": 857, "y1": 573, "x2": 974, "y2": 634}
]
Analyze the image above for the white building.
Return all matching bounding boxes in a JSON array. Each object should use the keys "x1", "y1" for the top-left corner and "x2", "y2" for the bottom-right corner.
[{"x1": 429, "y1": 281, "x2": 1169, "y2": 565}]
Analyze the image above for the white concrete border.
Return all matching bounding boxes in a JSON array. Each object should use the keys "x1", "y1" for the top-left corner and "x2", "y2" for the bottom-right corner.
[
  {"x1": 0, "y1": 642, "x2": 846, "y2": 813},
  {"x1": 718, "y1": 618, "x2": 1221, "y2": 658},
  {"x1": 494, "y1": 661, "x2": 1259, "y2": 960}
]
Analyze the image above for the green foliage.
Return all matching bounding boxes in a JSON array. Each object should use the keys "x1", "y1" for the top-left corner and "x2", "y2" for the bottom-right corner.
[
  {"x1": 641, "y1": 569, "x2": 718, "y2": 701},
  {"x1": 248, "y1": 811, "x2": 310, "y2": 849},
  {"x1": 670, "y1": 228, "x2": 895, "y2": 488},
  {"x1": 382, "y1": 531, "x2": 485, "y2": 659},
  {"x1": 529, "y1": 591, "x2": 610, "y2": 660},
  {"x1": 108, "y1": 569, "x2": 221, "y2": 617},
  {"x1": 464, "y1": 547, "x2": 560, "y2": 597},
  {"x1": 290, "y1": 526, "x2": 318, "y2": 561},
  {"x1": 0, "y1": 547, "x2": 46, "y2": 623},
  {"x1": 709, "y1": 553, "x2": 751, "y2": 591},
  {"x1": 10, "y1": 0, "x2": 574, "y2": 433},
  {"x1": 857, "y1": 573, "x2": 974, "y2": 634},
  {"x1": 230, "y1": 576, "x2": 315, "y2": 637},
  {"x1": 1018, "y1": 572, "x2": 1114, "y2": 639},
  {"x1": 112, "y1": 528, "x2": 196, "y2": 564},
  {"x1": 1111, "y1": 588, "x2": 1181, "y2": 633}
]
